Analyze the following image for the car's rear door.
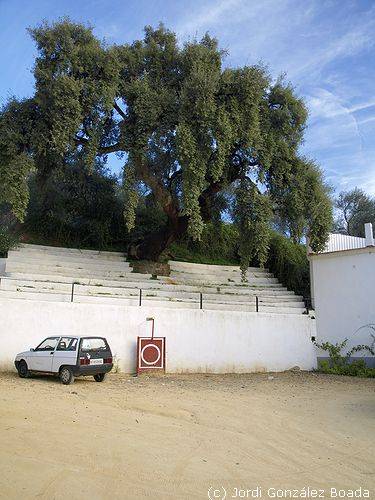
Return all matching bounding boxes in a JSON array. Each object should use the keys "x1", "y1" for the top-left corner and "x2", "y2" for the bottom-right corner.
[{"x1": 79, "y1": 337, "x2": 111, "y2": 367}]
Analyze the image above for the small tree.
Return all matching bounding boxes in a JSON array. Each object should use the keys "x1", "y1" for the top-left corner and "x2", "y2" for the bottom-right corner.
[
  {"x1": 0, "y1": 19, "x2": 332, "y2": 266},
  {"x1": 334, "y1": 188, "x2": 375, "y2": 237}
]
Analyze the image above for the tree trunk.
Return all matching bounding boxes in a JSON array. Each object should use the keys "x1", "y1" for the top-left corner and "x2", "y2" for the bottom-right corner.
[
  {"x1": 128, "y1": 214, "x2": 188, "y2": 261},
  {"x1": 127, "y1": 176, "x2": 223, "y2": 261}
]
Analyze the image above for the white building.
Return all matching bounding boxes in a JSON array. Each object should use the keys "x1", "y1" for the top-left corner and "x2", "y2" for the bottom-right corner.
[{"x1": 309, "y1": 223, "x2": 375, "y2": 366}]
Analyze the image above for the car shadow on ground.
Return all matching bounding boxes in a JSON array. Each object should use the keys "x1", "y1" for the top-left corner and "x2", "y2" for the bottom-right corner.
[{"x1": 6, "y1": 370, "x2": 97, "y2": 385}]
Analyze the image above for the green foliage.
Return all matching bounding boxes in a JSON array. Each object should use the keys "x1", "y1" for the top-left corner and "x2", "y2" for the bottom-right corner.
[
  {"x1": 0, "y1": 153, "x2": 33, "y2": 222},
  {"x1": 266, "y1": 232, "x2": 310, "y2": 298},
  {"x1": 123, "y1": 156, "x2": 140, "y2": 232},
  {"x1": 170, "y1": 222, "x2": 239, "y2": 265},
  {"x1": 317, "y1": 359, "x2": 375, "y2": 377},
  {"x1": 234, "y1": 180, "x2": 272, "y2": 276},
  {"x1": 334, "y1": 188, "x2": 375, "y2": 236},
  {"x1": 316, "y1": 339, "x2": 375, "y2": 378},
  {"x1": 25, "y1": 166, "x2": 125, "y2": 250},
  {"x1": 29, "y1": 18, "x2": 120, "y2": 160},
  {"x1": 130, "y1": 195, "x2": 167, "y2": 241},
  {"x1": 269, "y1": 156, "x2": 332, "y2": 251},
  {"x1": 0, "y1": 99, "x2": 36, "y2": 221},
  {"x1": 0, "y1": 19, "x2": 333, "y2": 261},
  {"x1": 0, "y1": 225, "x2": 19, "y2": 256}
]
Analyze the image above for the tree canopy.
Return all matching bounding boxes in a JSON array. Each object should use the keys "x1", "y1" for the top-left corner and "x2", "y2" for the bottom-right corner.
[
  {"x1": 334, "y1": 188, "x2": 375, "y2": 237},
  {"x1": 0, "y1": 19, "x2": 332, "y2": 267}
]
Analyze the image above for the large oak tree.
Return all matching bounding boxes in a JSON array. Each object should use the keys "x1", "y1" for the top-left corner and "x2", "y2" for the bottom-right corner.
[{"x1": 0, "y1": 19, "x2": 332, "y2": 267}]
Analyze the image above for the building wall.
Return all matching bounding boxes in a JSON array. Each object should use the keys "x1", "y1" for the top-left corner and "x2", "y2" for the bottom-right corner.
[
  {"x1": 0, "y1": 298, "x2": 317, "y2": 373},
  {"x1": 310, "y1": 247, "x2": 375, "y2": 365},
  {"x1": 0, "y1": 258, "x2": 5, "y2": 275}
]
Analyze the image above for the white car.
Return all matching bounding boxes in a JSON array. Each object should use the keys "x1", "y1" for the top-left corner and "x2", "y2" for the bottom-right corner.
[{"x1": 15, "y1": 336, "x2": 113, "y2": 385}]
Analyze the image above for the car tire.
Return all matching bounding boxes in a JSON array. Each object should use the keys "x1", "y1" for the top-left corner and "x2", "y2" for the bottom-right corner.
[
  {"x1": 94, "y1": 373, "x2": 106, "y2": 382},
  {"x1": 60, "y1": 367, "x2": 74, "y2": 385},
  {"x1": 17, "y1": 360, "x2": 29, "y2": 378}
]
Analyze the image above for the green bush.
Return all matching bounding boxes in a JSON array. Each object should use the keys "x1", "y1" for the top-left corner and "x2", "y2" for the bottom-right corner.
[
  {"x1": 318, "y1": 359, "x2": 375, "y2": 377},
  {"x1": 316, "y1": 339, "x2": 375, "y2": 378},
  {"x1": 266, "y1": 232, "x2": 310, "y2": 298},
  {"x1": 25, "y1": 168, "x2": 127, "y2": 251},
  {"x1": 0, "y1": 225, "x2": 19, "y2": 257},
  {"x1": 170, "y1": 222, "x2": 239, "y2": 265}
]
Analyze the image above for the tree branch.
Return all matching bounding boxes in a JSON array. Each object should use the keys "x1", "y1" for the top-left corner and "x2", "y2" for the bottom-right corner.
[
  {"x1": 168, "y1": 169, "x2": 182, "y2": 187},
  {"x1": 98, "y1": 143, "x2": 123, "y2": 154},
  {"x1": 113, "y1": 102, "x2": 127, "y2": 120},
  {"x1": 74, "y1": 136, "x2": 88, "y2": 146},
  {"x1": 135, "y1": 156, "x2": 178, "y2": 219},
  {"x1": 74, "y1": 136, "x2": 123, "y2": 155}
]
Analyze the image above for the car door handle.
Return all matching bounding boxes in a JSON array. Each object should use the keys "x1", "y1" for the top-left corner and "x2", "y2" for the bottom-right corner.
[{"x1": 50, "y1": 352, "x2": 54, "y2": 355}]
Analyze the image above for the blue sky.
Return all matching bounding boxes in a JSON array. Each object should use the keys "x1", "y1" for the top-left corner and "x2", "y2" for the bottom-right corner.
[{"x1": 1, "y1": 0, "x2": 374, "y2": 195}]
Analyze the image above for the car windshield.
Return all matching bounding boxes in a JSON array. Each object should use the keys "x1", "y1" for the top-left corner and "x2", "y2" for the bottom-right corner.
[
  {"x1": 36, "y1": 337, "x2": 60, "y2": 351},
  {"x1": 81, "y1": 338, "x2": 107, "y2": 351}
]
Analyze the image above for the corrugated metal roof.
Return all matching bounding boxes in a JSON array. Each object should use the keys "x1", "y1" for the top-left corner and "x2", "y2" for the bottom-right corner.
[{"x1": 312, "y1": 233, "x2": 366, "y2": 254}]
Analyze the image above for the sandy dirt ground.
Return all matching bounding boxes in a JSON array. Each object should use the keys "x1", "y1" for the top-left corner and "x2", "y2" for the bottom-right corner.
[{"x1": 0, "y1": 371, "x2": 374, "y2": 500}]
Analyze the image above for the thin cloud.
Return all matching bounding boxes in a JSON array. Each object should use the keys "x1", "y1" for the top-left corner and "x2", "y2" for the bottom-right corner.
[
  {"x1": 176, "y1": 0, "x2": 244, "y2": 37},
  {"x1": 357, "y1": 115, "x2": 375, "y2": 126},
  {"x1": 291, "y1": 23, "x2": 374, "y2": 79}
]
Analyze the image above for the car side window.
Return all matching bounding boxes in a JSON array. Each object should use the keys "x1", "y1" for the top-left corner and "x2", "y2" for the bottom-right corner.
[
  {"x1": 57, "y1": 338, "x2": 78, "y2": 351},
  {"x1": 81, "y1": 338, "x2": 107, "y2": 351},
  {"x1": 36, "y1": 337, "x2": 59, "y2": 351}
]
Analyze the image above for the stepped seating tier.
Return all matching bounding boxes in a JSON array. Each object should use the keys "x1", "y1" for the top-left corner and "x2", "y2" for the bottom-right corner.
[
  {"x1": 0, "y1": 244, "x2": 308, "y2": 314},
  {"x1": 7, "y1": 251, "x2": 130, "y2": 269},
  {"x1": 1, "y1": 275, "x2": 296, "y2": 294},
  {"x1": 12, "y1": 244, "x2": 125, "y2": 259}
]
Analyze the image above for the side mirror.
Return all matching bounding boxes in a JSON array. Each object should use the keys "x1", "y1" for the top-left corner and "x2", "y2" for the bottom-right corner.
[{"x1": 30, "y1": 348, "x2": 34, "y2": 352}]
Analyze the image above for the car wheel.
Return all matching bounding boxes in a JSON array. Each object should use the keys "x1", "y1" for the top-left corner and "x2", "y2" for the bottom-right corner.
[
  {"x1": 17, "y1": 360, "x2": 29, "y2": 378},
  {"x1": 60, "y1": 367, "x2": 74, "y2": 385},
  {"x1": 94, "y1": 373, "x2": 106, "y2": 382}
]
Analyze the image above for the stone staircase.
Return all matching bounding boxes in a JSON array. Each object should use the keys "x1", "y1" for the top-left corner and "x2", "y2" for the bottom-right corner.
[{"x1": 0, "y1": 244, "x2": 308, "y2": 314}]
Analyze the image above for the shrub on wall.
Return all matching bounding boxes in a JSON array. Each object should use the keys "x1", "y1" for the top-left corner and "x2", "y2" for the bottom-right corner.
[{"x1": 266, "y1": 232, "x2": 310, "y2": 299}]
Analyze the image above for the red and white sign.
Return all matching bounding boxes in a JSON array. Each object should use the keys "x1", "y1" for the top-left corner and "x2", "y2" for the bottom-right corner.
[{"x1": 137, "y1": 337, "x2": 166, "y2": 374}]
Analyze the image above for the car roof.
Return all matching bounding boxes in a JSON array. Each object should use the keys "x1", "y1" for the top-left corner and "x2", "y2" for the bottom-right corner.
[{"x1": 45, "y1": 335, "x2": 107, "y2": 339}]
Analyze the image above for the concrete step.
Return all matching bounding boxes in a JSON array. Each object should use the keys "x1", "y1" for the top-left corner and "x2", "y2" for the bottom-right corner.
[
  {"x1": 7, "y1": 251, "x2": 130, "y2": 269},
  {"x1": 2, "y1": 275, "x2": 295, "y2": 296},
  {"x1": 4, "y1": 265, "x2": 144, "y2": 280},
  {"x1": 201, "y1": 302, "x2": 305, "y2": 314},
  {"x1": 14, "y1": 244, "x2": 126, "y2": 261},
  {"x1": 169, "y1": 268, "x2": 272, "y2": 279},
  {"x1": 0, "y1": 289, "x2": 306, "y2": 314},
  {"x1": 0, "y1": 273, "x2": 302, "y2": 300},
  {"x1": 168, "y1": 277, "x2": 284, "y2": 288},
  {"x1": 1, "y1": 280, "x2": 304, "y2": 307},
  {"x1": 169, "y1": 272, "x2": 274, "y2": 281},
  {"x1": 169, "y1": 268, "x2": 272, "y2": 278},
  {"x1": 169, "y1": 261, "x2": 269, "y2": 274},
  {"x1": 74, "y1": 295, "x2": 196, "y2": 308},
  {"x1": 84, "y1": 288, "x2": 303, "y2": 305},
  {"x1": 1, "y1": 280, "x2": 72, "y2": 293},
  {"x1": 0, "y1": 289, "x2": 71, "y2": 302},
  {"x1": 76, "y1": 294, "x2": 305, "y2": 313},
  {"x1": 170, "y1": 272, "x2": 279, "y2": 285},
  {"x1": 87, "y1": 294, "x2": 305, "y2": 313},
  {"x1": 6, "y1": 257, "x2": 131, "y2": 272}
]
